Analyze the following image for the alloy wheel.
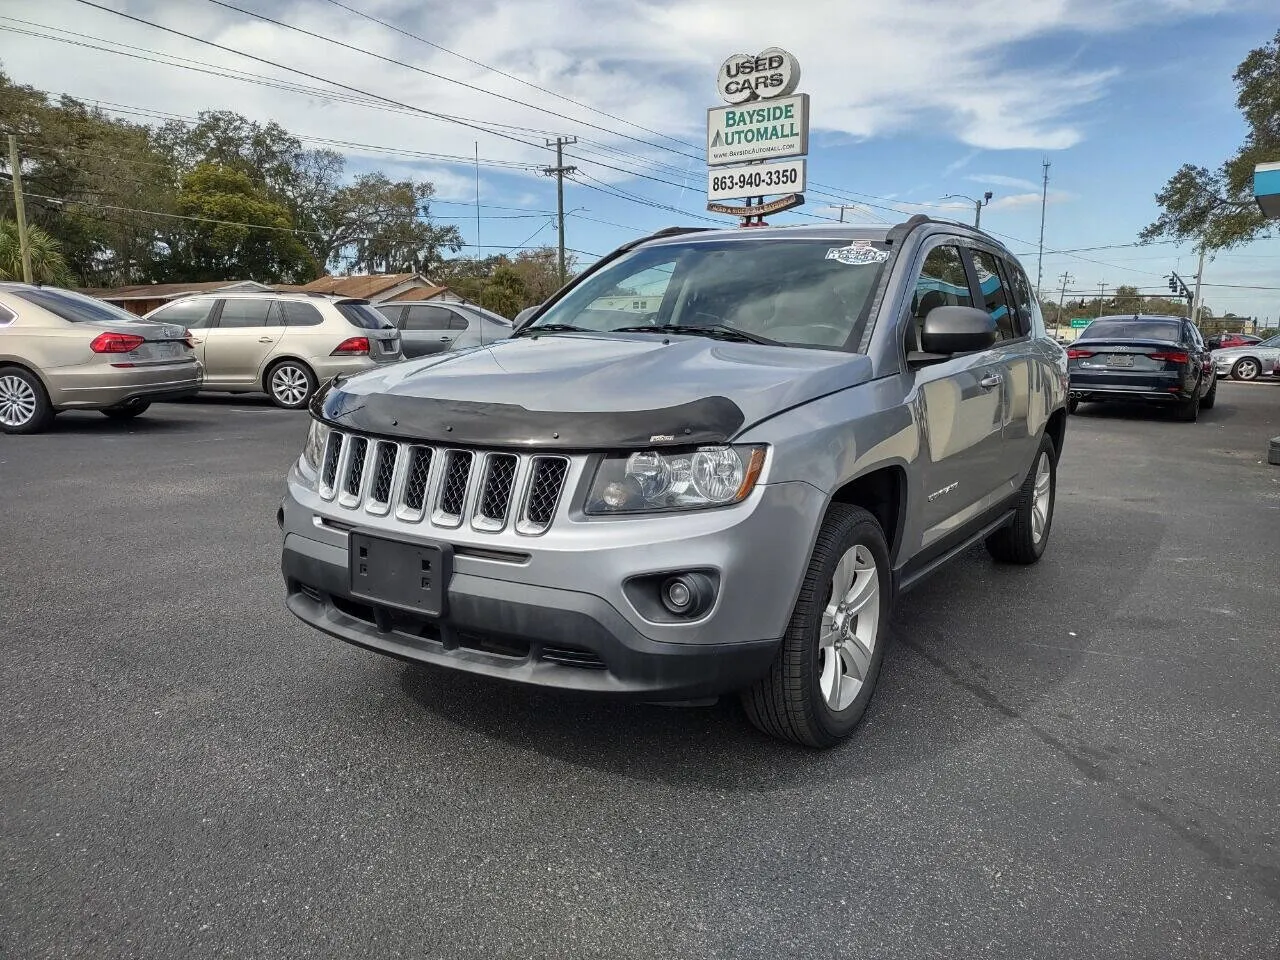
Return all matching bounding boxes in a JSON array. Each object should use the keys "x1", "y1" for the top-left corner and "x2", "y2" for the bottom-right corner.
[
  {"x1": 0, "y1": 374, "x2": 37, "y2": 427},
  {"x1": 818, "y1": 544, "x2": 880, "y2": 711},
  {"x1": 271, "y1": 365, "x2": 310, "y2": 406},
  {"x1": 1031, "y1": 451, "x2": 1052, "y2": 544},
  {"x1": 1234, "y1": 359, "x2": 1259, "y2": 381}
]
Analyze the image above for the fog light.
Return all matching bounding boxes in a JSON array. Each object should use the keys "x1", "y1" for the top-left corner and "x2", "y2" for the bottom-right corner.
[{"x1": 659, "y1": 573, "x2": 715, "y2": 618}]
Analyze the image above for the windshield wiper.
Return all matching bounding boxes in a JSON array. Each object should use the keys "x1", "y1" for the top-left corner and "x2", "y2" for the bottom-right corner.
[
  {"x1": 610, "y1": 323, "x2": 782, "y2": 346},
  {"x1": 517, "y1": 323, "x2": 592, "y2": 337}
]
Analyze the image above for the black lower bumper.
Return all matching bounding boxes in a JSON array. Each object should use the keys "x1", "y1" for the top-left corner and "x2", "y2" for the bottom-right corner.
[{"x1": 282, "y1": 535, "x2": 779, "y2": 699}]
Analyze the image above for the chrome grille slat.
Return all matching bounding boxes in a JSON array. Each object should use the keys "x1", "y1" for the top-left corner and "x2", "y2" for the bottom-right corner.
[{"x1": 319, "y1": 431, "x2": 570, "y2": 535}]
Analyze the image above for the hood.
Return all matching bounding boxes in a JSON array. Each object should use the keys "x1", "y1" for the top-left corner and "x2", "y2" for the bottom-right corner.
[{"x1": 314, "y1": 332, "x2": 874, "y2": 449}]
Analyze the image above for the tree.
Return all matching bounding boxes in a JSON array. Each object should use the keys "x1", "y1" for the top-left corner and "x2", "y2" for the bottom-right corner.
[
  {"x1": 1142, "y1": 30, "x2": 1280, "y2": 250},
  {"x1": 0, "y1": 220, "x2": 74, "y2": 285},
  {"x1": 152, "y1": 164, "x2": 316, "y2": 283},
  {"x1": 323, "y1": 173, "x2": 462, "y2": 274},
  {"x1": 509, "y1": 247, "x2": 578, "y2": 304}
]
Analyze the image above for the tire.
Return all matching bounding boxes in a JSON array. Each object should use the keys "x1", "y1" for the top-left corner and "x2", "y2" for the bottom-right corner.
[
  {"x1": 1066, "y1": 397, "x2": 1079, "y2": 415},
  {"x1": 0, "y1": 365, "x2": 55, "y2": 435},
  {"x1": 1175, "y1": 392, "x2": 1199, "y2": 422},
  {"x1": 985, "y1": 434, "x2": 1057, "y2": 565},
  {"x1": 266, "y1": 360, "x2": 317, "y2": 410},
  {"x1": 741, "y1": 504, "x2": 891, "y2": 748},
  {"x1": 101, "y1": 400, "x2": 151, "y2": 420},
  {"x1": 1200, "y1": 374, "x2": 1217, "y2": 410},
  {"x1": 1231, "y1": 358, "x2": 1260, "y2": 382}
]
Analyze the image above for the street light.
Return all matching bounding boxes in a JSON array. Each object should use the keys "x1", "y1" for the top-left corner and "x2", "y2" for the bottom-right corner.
[{"x1": 941, "y1": 191, "x2": 993, "y2": 228}]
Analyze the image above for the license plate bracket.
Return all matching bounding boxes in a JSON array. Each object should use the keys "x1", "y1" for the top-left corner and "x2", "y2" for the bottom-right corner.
[
  {"x1": 1106, "y1": 354, "x2": 1134, "y2": 367},
  {"x1": 349, "y1": 531, "x2": 451, "y2": 617}
]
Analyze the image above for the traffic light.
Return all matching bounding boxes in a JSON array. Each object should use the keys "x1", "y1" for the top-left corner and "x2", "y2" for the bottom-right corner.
[
  {"x1": 1167, "y1": 272, "x2": 1191, "y2": 300},
  {"x1": 1168, "y1": 274, "x2": 1179, "y2": 293}
]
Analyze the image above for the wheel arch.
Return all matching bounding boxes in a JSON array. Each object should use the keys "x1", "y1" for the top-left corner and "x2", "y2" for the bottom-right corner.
[
  {"x1": 261, "y1": 355, "x2": 317, "y2": 393},
  {"x1": 0, "y1": 359, "x2": 54, "y2": 399},
  {"x1": 1044, "y1": 407, "x2": 1067, "y2": 461},
  {"x1": 828, "y1": 464, "x2": 908, "y2": 565},
  {"x1": 1230, "y1": 355, "x2": 1261, "y2": 377}
]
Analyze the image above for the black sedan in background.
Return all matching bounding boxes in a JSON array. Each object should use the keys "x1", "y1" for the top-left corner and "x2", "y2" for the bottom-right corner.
[
  {"x1": 1067, "y1": 315, "x2": 1216, "y2": 421},
  {"x1": 376, "y1": 301, "x2": 512, "y2": 358}
]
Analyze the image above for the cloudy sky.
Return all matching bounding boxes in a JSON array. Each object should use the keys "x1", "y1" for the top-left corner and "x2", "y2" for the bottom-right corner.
[{"x1": 1, "y1": 0, "x2": 1277, "y2": 320}]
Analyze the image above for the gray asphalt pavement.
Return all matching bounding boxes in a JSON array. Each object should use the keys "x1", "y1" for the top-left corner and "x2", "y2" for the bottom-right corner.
[{"x1": 2, "y1": 385, "x2": 1278, "y2": 959}]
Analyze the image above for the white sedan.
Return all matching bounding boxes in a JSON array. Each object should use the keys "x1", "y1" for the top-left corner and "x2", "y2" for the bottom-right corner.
[{"x1": 1213, "y1": 333, "x2": 1280, "y2": 381}]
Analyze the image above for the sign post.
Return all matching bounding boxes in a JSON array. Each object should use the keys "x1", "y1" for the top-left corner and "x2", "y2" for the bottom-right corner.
[{"x1": 707, "y1": 48, "x2": 808, "y2": 225}]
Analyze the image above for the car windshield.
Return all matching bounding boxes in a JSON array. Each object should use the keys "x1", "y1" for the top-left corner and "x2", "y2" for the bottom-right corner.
[
  {"x1": 1254, "y1": 334, "x2": 1280, "y2": 347},
  {"x1": 336, "y1": 301, "x2": 395, "y2": 330},
  {"x1": 524, "y1": 236, "x2": 892, "y2": 350},
  {"x1": 1079, "y1": 319, "x2": 1181, "y2": 341},
  {"x1": 9, "y1": 286, "x2": 146, "y2": 324}
]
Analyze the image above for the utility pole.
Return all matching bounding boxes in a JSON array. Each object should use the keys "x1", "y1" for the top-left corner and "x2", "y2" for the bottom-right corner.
[
  {"x1": 1096, "y1": 282, "x2": 1108, "y2": 318},
  {"x1": 974, "y1": 191, "x2": 992, "y2": 229},
  {"x1": 1190, "y1": 245, "x2": 1207, "y2": 327},
  {"x1": 1054, "y1": 271, "x2": 1073, "y2": 334},
  {"x1": 7, "y1": 135, "x2": 33, "y2": 284},
  {"x1": 1035, "y1": 159, "x2": 1050, "y2": 297},
  {"x1": 543, "y1": 137, "x2": 577, "y2": 286},
  {"x1": 836, "y1": 205, "x2": 860, "y2": 222}
]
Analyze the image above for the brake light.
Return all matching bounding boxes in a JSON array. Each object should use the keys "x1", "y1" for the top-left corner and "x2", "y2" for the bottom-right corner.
[
  {"x1": 1149, "y1": 350, "x2": 1189, "y2": 364},
  {"x1": 90, "y1": 332, "x2": 146, "y2": 354},
  {"x1": 1066, "y1": 348, "x2": 1093, "y2": 359},
  {"x1": 331, "y1": 336, "x2": 370, "y2": 356},
  {"x1": 183, "y1": 328, "x2": 196, "y2": 349}
]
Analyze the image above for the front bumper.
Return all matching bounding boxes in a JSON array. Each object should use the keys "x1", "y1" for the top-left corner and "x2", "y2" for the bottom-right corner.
[{"x1": 280, "y1": 472, "x2": 825, "y2": 698}]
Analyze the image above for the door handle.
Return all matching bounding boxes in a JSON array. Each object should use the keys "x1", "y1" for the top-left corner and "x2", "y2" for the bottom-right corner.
[
  {"x1": 979, "y1": 373, "x2": 1003, "y2": 389},
  {"x1": 257, "y1": 337, "x2": 274, "y2": 343},
  {"x1": 439, "y1": 336, "x2": 453, "y2": 342}
]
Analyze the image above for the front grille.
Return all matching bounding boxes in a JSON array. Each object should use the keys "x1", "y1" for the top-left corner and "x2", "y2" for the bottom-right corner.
[{"x1": 317, "y1": 432, "x2": 572, "y2": 535}]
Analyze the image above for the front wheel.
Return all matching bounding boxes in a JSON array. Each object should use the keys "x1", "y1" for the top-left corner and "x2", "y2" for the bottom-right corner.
[
  {"x1": 985, "y1": 435, "x2": 1056, "y2": 565},
  {"x1": 741, "y1": 504, "x2": 891, "y2": 748},
  {"x1": 267, "y1": 360, "x2": 317, "y2": 410},
  {"x1": 1231, "y1": 358, "x2": 1260, "y2": 382}
]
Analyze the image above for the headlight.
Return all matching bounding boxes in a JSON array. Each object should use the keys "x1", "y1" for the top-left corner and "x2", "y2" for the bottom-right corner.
[
  {"x1": 299, "y1": 419, "x2": 330, "y2": 479},
  {"x1": 585, "y1": 445, "x2": 766, "y2": 515}
]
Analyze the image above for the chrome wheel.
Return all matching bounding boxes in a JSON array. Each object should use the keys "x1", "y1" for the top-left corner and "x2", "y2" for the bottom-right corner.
[
  {"x1": 818, "y1": 544, "x2": 880, "y2": 711},
  {"x1": 271, "y1": 365, "x2": 310, "y2": 406},
  {"x1": 1031, "y1": 451, "x2": 1052, "y2": 544},
  {"x1": 0, "y1": 374, "x2": 37, "y2": 427},
  {"x1": 1233, "y1": 359, "x2": 1259, "y2": 381}
]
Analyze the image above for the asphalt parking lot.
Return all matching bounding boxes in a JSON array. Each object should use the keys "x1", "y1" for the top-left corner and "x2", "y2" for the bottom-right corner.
[{"x1": 2, "y1": 384, "x2": 1278, "y2": 959}]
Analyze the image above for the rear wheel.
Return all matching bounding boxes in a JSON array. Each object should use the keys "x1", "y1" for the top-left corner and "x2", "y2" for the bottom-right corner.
[
  {"x1": 267, "y1": 360, "x2": 317, "y2": 410},
  {"x1": 1231, "y1": 358, "x2": 1260, "y2": 382},
  {"x1": 986, "y1": 435, "x2": 1056, "y2": 564},
  {"x1": 1175, "y1": 392, "x2": 1200, "y2": 422},
  {"x1": 0, "y1": 366, "x2": 54, "y2": 434},
  {"x1": 741, "y1": 504, "x2": 891, "y2": 748},
  {"x1": 101, "y1": 399, "x2": 151, "y2": 420},
  {"x1": 1066, "y1": 397, "x2": 1080, "y2": 415},
  {"x1": 1200, "y1": 374, "x2": 1217, "y2": 410}
]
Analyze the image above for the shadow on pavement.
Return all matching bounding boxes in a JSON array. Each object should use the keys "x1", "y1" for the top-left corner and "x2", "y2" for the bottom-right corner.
[
  {"x1": 44, "y1": 413, "x2": 199, "y2": 434},
  {"x1": 396, "y1": 499, "x2": 1165, "y2": 792}
]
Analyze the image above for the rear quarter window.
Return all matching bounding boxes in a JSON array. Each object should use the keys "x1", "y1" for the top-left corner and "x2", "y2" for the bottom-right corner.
[{"x1": 336, "y1": 302, "x2": 395, "y2": 330}]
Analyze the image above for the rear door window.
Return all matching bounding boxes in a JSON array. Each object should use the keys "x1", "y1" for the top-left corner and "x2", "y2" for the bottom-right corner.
[
  {"x1": 403, "y1": 305, "x2": 452, "y2": 331},
  {"x1": 1005, "y1": 260, "x2": 1037, "y2": 337},
  {"x1": 447, "y1": 311, "x2": 469, "y2": 331},
  {"x1": 151, "y1": 299, "x2": 216, "y2": 329},
  {"x1": 969, "y1": 249, "x2": 1018, "y2": 341},
  {"x1": 216, "y1": 299, "x2": 278, "y2": 328}
]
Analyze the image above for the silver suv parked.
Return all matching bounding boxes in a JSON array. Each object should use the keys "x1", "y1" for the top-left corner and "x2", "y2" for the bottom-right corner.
[
  {"x1": 146, "y1": 292, "x2": 401, "y2": 409},
  {"x1": 280, "y1": 217, "x2": 1068, "y2": 747},
  {"x1": 376, "y1": 301, "x2": 513, "y2": 358}
]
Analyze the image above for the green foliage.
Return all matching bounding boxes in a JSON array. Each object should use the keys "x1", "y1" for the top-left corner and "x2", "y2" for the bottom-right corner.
[
  {"x1": 435, "y1": 247, "x2": 575, "y2": 317},
  {"x1": 154, "y1": 164, "x2": 316, "y2": 283},
  {"x1": 1142, "y1": 30, "x2": 1280, "y2": 250},
  {"x1": 0, "y1": 219, "x2": 74, "y2": 285}
]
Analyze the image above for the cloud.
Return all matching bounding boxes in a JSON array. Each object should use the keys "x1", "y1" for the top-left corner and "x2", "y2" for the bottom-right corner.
[
  {"x1": 966, "y1": 174, "x2": 1042, "y2": 191},
  {"x1": 988, "y1": 190, "x2": 1074, "y2": 211},
  {"x1": 0, "y1": 0, "x2": 1222, "y2": 196},
  {"x1": 943, "y1": 151, "x2": 982, "y2": 178}
]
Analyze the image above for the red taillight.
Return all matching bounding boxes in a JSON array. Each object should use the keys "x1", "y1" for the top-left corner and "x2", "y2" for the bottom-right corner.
[
  {"x1": 183, "y1": 328, "x2": 196, "y2": 349},
  {"x1": 1149, "y1": 350, "x2": 1189, "y2": 364},
  {"x1": 1067, "y1": 348, "x2": 1094, "y2": 359},
  {"x1": 331, "y1": 336, "x2": 370, "y2": 356},
  {"x1": 90, "y1": 332, "x2": 146, "y2": 354}
]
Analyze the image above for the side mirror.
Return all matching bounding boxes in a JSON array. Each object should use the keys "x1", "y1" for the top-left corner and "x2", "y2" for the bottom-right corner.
[
  {"x1": 919, "y1": 305, "x2": 998, "y2": 355},
  {"x1": 513, "y1": 305, "x2": 542, "y2": 329}
]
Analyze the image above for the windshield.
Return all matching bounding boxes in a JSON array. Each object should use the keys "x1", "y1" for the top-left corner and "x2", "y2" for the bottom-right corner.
[
  {"x1": 1078, "y1": 319, "x2": 1182, "y2": 341},
  {"x1": 526, "y1": 236, "x2": 891, "y2": 349},
  {"x1": 10, "y1": 287, "x2": 145, "y2": 324},
  {"x1": 336, "y1": 301, "x2": 395, "y2": 330},
  {"x1": 1254, "y1": 334, "x2": 1280, "y2": 348}
]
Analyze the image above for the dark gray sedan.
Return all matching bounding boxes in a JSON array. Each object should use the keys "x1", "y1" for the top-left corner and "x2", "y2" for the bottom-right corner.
[{"x1": 376, "y1": 301, "x2": 512, "y2": 358}]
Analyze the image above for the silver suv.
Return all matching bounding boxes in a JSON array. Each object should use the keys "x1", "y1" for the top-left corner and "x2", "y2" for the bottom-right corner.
[
  {"x1": 146, "y1": 293, "x2": 401, "y2": 409},
  {"x1": 280, "y1": 217, "x2": 1068, "y2": 747}
]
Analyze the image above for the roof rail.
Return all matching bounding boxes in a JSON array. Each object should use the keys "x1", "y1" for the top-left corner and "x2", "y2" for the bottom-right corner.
[{"x1": 885, "y1": 214, "x2": 932, "y2": 245}]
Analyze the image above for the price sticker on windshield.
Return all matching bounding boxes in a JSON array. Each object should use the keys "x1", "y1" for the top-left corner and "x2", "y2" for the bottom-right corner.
[{"x1": 708, "y1": 158, "x2": 806, "y2": 201}]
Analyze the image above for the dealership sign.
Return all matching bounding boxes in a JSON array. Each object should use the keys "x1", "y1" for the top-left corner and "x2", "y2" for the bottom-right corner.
[
  {"x1": 706, "y1": 47, "x2": 808, "y2": 221},
  {"x1": 707, "y1": 95, "x2": 809, "y2": 167}
]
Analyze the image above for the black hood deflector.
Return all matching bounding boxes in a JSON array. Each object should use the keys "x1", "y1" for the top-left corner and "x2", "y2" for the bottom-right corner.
[{"x1": 313, "y1": 386, "x2": 745, "y2": 450}]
